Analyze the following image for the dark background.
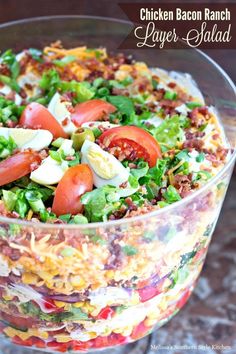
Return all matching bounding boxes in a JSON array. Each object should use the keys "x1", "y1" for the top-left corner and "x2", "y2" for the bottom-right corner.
[{"x1": 0, "y1": 1, "x2": 235, "y2": 353}]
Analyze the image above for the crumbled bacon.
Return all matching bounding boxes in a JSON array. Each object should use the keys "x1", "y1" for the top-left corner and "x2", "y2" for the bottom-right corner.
[
  {"x1": 62, "y1": 117, "x2": 70, "y2": 126},
  {"x1": 173, "y1": 174, "x2": 193, "y2": 197},
  {"x1": 19, "y1": 88, "x2": 27, "y2": 99},
  {"x1": 25, "y1": 83, "x2": 33, "y2": 90},
  {"x1": 212, "y1": 133, "x2": 220, "y2": 140},
  {"x1": 0, "y1": 239, "x2": 21, "y2": 261},
  {"x1": 125, "y1": 197, "x2": 138, "y2": 211},
  {"x1": 153, "y1": 88, "x2": 165, "y2": 101},
  {"x1": 205, "y1": 147, "x2": 228, "y2": 167},
  {"x1": 168, "y1": 82, "x2": 176, "y2": 89},
  {"x1": 183, "y1": 139, "x2": 204, "y2": 151},
  {"x1": 185, "y1": 131, "x2": 205, "y2": 140},
  {"x1": 112, "y1": 87, "x2": 129, "y2": 96},
  {"x1": 0, "y1": 63, "x2": 10, "y2": 76},
  {"x1": 5, "y1": 92, "x2": 15, "y2": 101},
  {"x1": 39, "y1": 149, "x2": 49, "y2": 160},
  {"x1": 5, "y1": 120, "x2": 17, "y2": 128},
  {"x1": 189, "y1": 106, "x2": 209, "y2": 128},
  {"x1": 158, "y1": 95, "x2": 190, "y2": 115},
  {"x1": 30, "y1": 162, "x2": 40, "y2": 171}
]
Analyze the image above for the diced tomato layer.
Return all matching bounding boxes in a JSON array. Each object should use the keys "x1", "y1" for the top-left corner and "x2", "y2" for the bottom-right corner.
[
  {"x1": 193, "y1": 248, "x2": 207, "y2": 263},
  {"x1": 138, "y1": 277, "x2": 165, "y2": 302},
  {"x1": 131, "y1": 320, "x2": 152, "y2": 340},
  {"x1": 96, "y1": 306, "x2": 115, "y2": 320},
  {"x1": 12, "y1": 336, "x2": 46, "y2": 348},
  {"x1": 71, "y1": 340, "x2": 90, "y2": 351},
  {"x1": 176, "y1": 288, "x2": 191, "y2": 310},
  {"x1": 91, "y1": 333, "x2": 127, "y2": 349},
  {"x1": 42, "y1": 298, "x2": 63, "y2": 313},
  {"x1": 47, "y1": 340, "x2": 71, "y2": 352}
]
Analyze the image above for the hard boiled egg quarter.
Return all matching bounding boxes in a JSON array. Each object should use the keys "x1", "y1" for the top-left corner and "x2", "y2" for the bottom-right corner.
[
  {"x1": 0, "y1": 127, "x2": 53, "y2": 151},
  {"x1": 48, "y1": 92, "x2": 77, "y2": 135},
  {"x1": 81, "y1": 140, "x2": 129, "y2": 188},
  {"x1": 30, "y1": 156, "x2": 68, "y2": 185},
  {"x1": 30, "y1": 140, "x2": 74, "y2": 185}
]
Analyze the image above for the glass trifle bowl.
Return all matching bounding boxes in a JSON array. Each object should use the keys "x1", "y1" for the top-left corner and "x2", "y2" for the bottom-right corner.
[{"x1": 0, "y1": 16, "x2": 235, "y2": 354}]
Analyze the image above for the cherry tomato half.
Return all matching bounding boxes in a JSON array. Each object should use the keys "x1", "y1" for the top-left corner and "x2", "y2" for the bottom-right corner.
[
  {"x1": 20, "y1": 102, "x2": 68, "y2": 139},
  {"x1": 99, "y1": 126, "x2": 162, "y2": 167},
  {"x1": 52, "y1": 164, "x2": 93, "y2": 216},
  {"x1": 71, "y1": 99, "x2": 116, "y2": 127},
  {"x1": 0, "y1": 151, "x2": 41, "y2": 186}
]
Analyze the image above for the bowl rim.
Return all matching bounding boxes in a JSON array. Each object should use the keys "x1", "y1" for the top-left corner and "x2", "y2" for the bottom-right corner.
[{"x1": 0, "y1": 14, "x2": 235, "y2": 230}]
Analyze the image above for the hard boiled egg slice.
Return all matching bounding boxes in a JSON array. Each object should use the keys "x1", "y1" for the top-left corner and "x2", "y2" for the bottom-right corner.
[
  {"x1": 0, "y1": 127, "x2": 53, "y2": 151},
  {"x1": 48, "y1": 92, "x2": 77, "y2": 135},
  {"x1": 30, "y1": 140, "x2": 74, "y2": 185},
  {"x1": 81, "y1": 140, "x2": 129, "y2": 188},
  {"x1": 30, "y1": 157, "x2": 68, "y2": 185},
  {"x1": 58, "y1": 139, "x2": 75, "y2": 156}
]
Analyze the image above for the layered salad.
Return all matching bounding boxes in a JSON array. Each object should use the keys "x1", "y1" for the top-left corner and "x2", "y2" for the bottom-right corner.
[{"x1": 0, "y1": 43, "x2": 230, "y2": 352}]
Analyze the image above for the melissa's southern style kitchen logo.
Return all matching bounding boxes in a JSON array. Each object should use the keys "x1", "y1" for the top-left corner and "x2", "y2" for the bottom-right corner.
[{"x1": 119, "y1": 3, "x2": 236, "y2": 49}]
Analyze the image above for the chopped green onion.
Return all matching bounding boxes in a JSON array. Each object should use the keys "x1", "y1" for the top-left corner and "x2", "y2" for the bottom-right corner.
[
  {"x1": 196, "y1": 152, "x2": 205, "y2": 163},
  {"x1": 164, "y1": 91, "x2": 177, "y2": 100},
  {"x1": 186, "y1": 101, "x2": 203, "y2": 109},
  {"x1": 0, "y1": 74, "x2": 20, "y2": 92},
  {"x1": 163, "y1": 185, "x2": 181, "y2": 203},
  {"x1": 52, "y1": 138, "x2": 65, "y2": 148},
  {"x1": 61, "y1": 246, "x2": 76, "y2": 257},
  {"x1": 59, "y1": 214, "x2": 72, "y2": 223},
  {"x1": 122, "y1": 245, "x2": 138, "y2": 256},
  {"x1": 53, "y1": 55, "x2": 77, "y2": 67},
  {"x1": 49, "y1": 150, "x2": 62, "y2": 162}
]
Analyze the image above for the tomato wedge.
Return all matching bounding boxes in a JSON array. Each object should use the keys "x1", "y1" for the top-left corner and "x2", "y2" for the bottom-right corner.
[
  {"x1": 99, "y1": 126, "x2": 162, "y2": 167},
  {"x1": 0, "y1": 151, "x2": 41, "y2": 186},
  {"x1": 52, "y1": 164, "x2": 93, "y2": 216},
  {"x1": 20, "y1": 102, "x2": 68, "y2": 139},
  {"x1": 71, "y1": 99, "x2": 116, "y2": 127}
]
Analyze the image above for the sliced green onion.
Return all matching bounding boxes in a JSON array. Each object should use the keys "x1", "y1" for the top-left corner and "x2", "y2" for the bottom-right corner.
[
  {"x1": 49, "y1": 150, "x2": 62, "y2": 162},
  {"x1": 196, "y1": 152, "x2": 205, "y2": 163},
  {"x1": 59, "y1": 214, "x2": 72, "y2": 223},
  {"x1": 164, "y1": 91, "x2": 177, "y2": 100},
  {"x1": 61, "y1": 246, "x2": 76, "y2": 257},
  {"x1": 52, "y1": 138, "x2": 65, "y2": 148},
  {"x1": 122, "y1": 245, "x2": 138, "y2": 256},
  {"x1": 186, "y1": 101, "x2": 203, "y2": 109}
]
